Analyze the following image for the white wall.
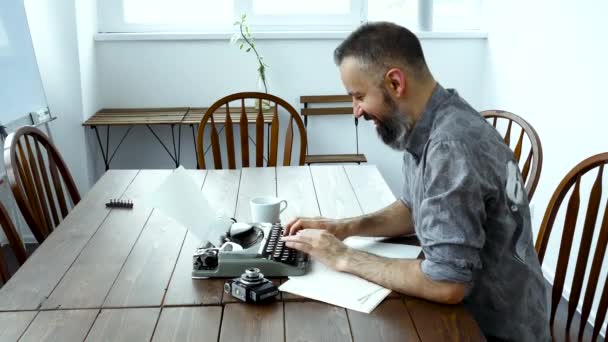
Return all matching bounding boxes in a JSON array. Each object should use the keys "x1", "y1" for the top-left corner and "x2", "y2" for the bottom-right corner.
[
  {"x1": 11, "y1": 0, "x2": 98, "y2": 243},
  {"x1": 484, "y1": 0, "x2": 608, "y2": 335},
  {"x1": 24, "y1": 0, "x2": 94, "y2": 193},
  {"x1": 94, "y1": 37, "x2": 486, "y2": 193},
  {"x1": 74, "y1": 0, "x2": 100, "y2": 187}
]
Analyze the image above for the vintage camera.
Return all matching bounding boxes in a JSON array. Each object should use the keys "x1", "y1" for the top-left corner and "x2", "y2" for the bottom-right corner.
[{"x1": 223, "y1": 268, "x2": 279, "y2": 303}]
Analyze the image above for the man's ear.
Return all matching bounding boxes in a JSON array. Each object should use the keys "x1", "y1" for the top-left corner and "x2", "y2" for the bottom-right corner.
[{"x1": 384, "y1": 68, "x2": 407, "y2": 98}]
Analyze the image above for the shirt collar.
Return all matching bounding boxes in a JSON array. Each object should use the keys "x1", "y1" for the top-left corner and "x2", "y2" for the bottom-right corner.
[{"x1": 404, "y1": 83, "x2": 451, "y2": 159}]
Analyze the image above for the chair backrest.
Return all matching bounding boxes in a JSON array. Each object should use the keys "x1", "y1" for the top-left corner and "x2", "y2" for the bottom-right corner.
[
  {"x1": 3, "y1": 126, "x2": 81, "y2": 243},
  {"x1": 0, "y1": 200, "x2": 28, "y2": 283},
  {"x1": 481, "y1": 110, "x2": 543, "y2": 200},
  {"x1": 299, "y1": 95, "x2": 367, "y2": 164},
  {"x1": 196, "y1": 92, "x2": 307, "y2": 169},
  {"x1": 536, "y1": 152, "x2": 608, "y2": 341},
  {"x1": 0, "y1": 250, "x2": 8, "y2": 284}
]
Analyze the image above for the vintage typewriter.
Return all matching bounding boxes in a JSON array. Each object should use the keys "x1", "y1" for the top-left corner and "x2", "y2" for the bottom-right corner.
[{"x1": 192, "y1": 219, "x2": 309, "y2": 278}]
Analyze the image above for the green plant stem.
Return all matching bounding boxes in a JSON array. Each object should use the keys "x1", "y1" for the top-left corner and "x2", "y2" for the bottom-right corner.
[{"x1": 239, "y1": 23, "x2": 268, "y2": 93}]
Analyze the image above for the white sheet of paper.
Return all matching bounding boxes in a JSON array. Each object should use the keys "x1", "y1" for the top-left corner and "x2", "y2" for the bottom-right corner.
[
  {"x1": 279, "y1": 237, "x2": 422, "y2": 314},
  {"x1": 136, "y1": 166, "x2": 229, "y2": 245}
]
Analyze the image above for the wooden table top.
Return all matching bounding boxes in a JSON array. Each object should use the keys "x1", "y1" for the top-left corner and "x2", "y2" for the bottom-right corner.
[{"x1": 0, "y1": 165, "x2": 485, "y2": 342}]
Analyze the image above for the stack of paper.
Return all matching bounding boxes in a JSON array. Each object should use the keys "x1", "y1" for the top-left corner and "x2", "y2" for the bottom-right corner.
[{"x1": 279, "y1": 237, "x2": 422, "y2": 313}]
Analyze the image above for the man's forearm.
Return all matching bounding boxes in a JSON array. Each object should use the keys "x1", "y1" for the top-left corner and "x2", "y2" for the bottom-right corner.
[
  {"x1": 345, "y1": 200, "x2": 415, "y2": 238},
  {"x1": 336, "y1": 248, "x2": 466, "y2": 305}
]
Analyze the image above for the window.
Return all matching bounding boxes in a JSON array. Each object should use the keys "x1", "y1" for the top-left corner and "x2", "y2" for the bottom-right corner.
[
  {"x1": 237, "y1": 0, "x2": 363, "y2": 31},
  {"x1": 433, "y1": 0, "x2": 481, "y2": 30},
  {"x1": 367, "y1": 0, "x2": 481, "y2": 31},
  {"x1": 99, "y1": 0, "x2": 235, "y2": 32},
  {"x1": 98, "y1": 0, "x2": 481, "y2": 34}
]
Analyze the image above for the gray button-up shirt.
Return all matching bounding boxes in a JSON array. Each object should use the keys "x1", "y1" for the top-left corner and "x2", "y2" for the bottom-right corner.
[{"x1": 401, "y1": 84, "x2": 550, "y2": 341}]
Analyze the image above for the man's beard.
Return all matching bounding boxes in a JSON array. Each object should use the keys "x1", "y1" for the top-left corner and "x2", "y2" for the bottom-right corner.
[{"x1": 362, "y1": 91, "x2": 414, "y2": 150}]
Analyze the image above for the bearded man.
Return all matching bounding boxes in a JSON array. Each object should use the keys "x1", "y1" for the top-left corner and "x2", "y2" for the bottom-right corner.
[{"x1": 282, "y1": 22, "x2": 551, "y2": 342}]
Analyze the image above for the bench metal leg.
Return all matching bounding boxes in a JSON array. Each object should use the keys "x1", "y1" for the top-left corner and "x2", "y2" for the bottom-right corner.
[
  {"x1": 92, "y1": 126, "x2": 109, "y2": 171},
  {"x1": 91, "y1": 125, "x2": 135, "y2": 171},
  {"x1": 145, "y1": 124, "x2": 179, "y2": 167}
]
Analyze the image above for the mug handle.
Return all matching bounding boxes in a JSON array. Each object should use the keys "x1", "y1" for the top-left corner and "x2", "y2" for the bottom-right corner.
[{"x1": 279, "y1": 200, "x2": 288, "y2": 213}]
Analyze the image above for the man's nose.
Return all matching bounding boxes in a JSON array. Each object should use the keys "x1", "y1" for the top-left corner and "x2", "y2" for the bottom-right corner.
[{"x1": 353, "y1": 103, "x2": 363, "y2": 119}]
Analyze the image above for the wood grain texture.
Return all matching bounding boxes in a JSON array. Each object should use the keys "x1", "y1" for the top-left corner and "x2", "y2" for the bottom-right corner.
[
  {"x1": 19, "y1": 309, "x2": 97, "y2": 342},
  {"x1": 343, "y1": 164, "x2": 396, "y2": 214},
  {"x1": 276, "y1": 166, "x2": 320, "y2": 222},
  {"x1": 304, "y1": 154, "x2": 367, "y2": 164},
  {"x1": 163, "y1": 231, "x2": 224, "y2": 306},
  {"x1": 301, "y1": 107, "x2": 354, "y2": 116},
  {"x1": 0, "y1": 170, "x2": 138, "y2": 311},
  {"x1": 164, "y1": 169, "x2": 240, "y2": 306},
  {"x1": 347, "y1": 298, "x2": 420, "y2": 342},
  {"x1": 285, "y1": 301, "x2": 352, "y2": 342},
  {"x1": 480, "y1": 110, "x2": 543, "y2": 200},
  {"x1": 0, "y1": 311, "x2": 37, "y2": 341},
  {"x1": 219, "y1": 303, "x2": 283, "y2": 342},
  {"x1": 300, "y1": 95, "x2": 351, "y2": 103},
  {"x1": 234, "y1": 167, "x2": 276, "y2": 222},
  {"x1": 275, "y1": 166, "x2": 320, "y2": 301},
  {"x1": 404, "y1": 296, "x2": 486, "y2": 342},
  {"x1": 85, "y1": 308, "x2": 160, "y2": 342},
  {"x1": 151, "y1": 307, "x2": 222, "y2": 342},
  {"x1": 183, "y1": 106, "x2": 275, "y2": 125},
  {"x1": 201, "y1": 169, "x2": 241, "y2": 218},
  {"x1": 82, "y1": 108, "x2": 188, "y2": 126},
  {"x1": 103, "y1": 210, "x2": 187, "y2": 307},
  {"x1": 196, "y1": 93, "x2": 307, "y2": 169},
  {"x1": 310, "y1": 165, "x2": 362, "y2": 219},
  {"x1": 41, "y1": 171, "x2": 166, "y2": 309}
]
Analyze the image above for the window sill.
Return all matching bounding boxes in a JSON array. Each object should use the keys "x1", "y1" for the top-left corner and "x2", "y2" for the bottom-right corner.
[{"x1": 94, "y1": 30, "x2": 488, "y2": 41}]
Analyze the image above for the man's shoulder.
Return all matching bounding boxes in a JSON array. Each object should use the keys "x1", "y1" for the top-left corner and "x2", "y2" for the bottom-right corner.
[{"x1": 429, "y1": 99, "x2": 503, "y2": 153}]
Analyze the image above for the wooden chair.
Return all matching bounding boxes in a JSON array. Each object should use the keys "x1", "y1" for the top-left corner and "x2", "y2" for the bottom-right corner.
[
  {"x1": 3, "y1": 126, "x2": 81, "y2": 244},
  {"x1": 536, "y1": 152, "x2": 608, "y2": 341},
  {"x1": 300, "y1": 95, "x2": 367, "y2": 164},
  {"x1": 481, "y1": 110, "x2": 543, "y2": 200},
  {"x1": 196, "y1": 92, "x2": 307, "y2": 169},
  {"x1": 0, "y1": 200, "x2": 28, "y2": 283}
]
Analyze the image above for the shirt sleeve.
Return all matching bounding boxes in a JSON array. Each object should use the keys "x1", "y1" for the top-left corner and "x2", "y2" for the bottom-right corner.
[{"x1": 418, "y1": 140, "x2": 487, "y2": 284}]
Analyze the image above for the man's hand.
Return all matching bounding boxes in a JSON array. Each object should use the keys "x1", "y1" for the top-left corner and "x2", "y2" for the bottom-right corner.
[
  {"x1": 283, "y1": 217, "x2": 352, "y2": 240},
  {"x1": 281, "y1": 229, "x2": 349, "y2": 270}
]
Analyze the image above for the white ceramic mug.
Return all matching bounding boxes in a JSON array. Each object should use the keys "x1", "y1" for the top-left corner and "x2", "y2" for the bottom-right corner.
[{"x1": 250, "y1": 197, "x2": 288, "y2": 223}]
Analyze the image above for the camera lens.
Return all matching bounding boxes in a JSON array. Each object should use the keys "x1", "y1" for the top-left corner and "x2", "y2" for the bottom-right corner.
[
  {"x1": 245, "y1": 268, "x2": 261, "y2": 276},
  {"x1": 223, "y1": 282, "x2": 231, "y2": 294},
  {"x1": 240, "y1": 268, "x2": 264, "y2": 285}
]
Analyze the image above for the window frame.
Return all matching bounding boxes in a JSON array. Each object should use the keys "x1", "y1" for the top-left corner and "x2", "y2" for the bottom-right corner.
[
  {"x1": 97, "y1": 0, "x2": 481, "y2": 34},
  {"x1": 236, "y1": 0, "x2": 365, "y2": 32}
]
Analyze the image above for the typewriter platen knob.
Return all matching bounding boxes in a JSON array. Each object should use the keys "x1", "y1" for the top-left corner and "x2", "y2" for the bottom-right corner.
[{"x1": 200, "y1": 249, "x2": 218, "y2": 268}]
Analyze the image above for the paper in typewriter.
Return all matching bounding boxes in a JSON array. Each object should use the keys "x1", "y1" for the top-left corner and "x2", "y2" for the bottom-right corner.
[
  {"x1": 279, "y1": 237, "x2": 422, "y2": 314},
  {"x1": 137, "y1": 166, "x2": 230, "y2": 246}
]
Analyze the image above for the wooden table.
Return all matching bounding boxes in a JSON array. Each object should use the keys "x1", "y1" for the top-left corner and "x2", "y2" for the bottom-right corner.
[
  {"x1": 0, "y1": 165, "x2": 485, "y2": 341},
  {"x1": 83, "y1": 107, "x2": 276, "y2": 170}
]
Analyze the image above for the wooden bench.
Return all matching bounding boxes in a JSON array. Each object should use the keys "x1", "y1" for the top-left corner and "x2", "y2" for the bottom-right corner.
[
  {"x1": 83, "y1": 106, "x2": 275, "y2": 170},
  {"x1": 300, "y1": 95, "x2": 367, "y2": 164}
]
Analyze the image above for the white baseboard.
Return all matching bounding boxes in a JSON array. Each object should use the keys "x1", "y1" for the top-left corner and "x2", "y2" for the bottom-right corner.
[{"x1": 542, "y1": 265, "x2": 607, "y2": 337}]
